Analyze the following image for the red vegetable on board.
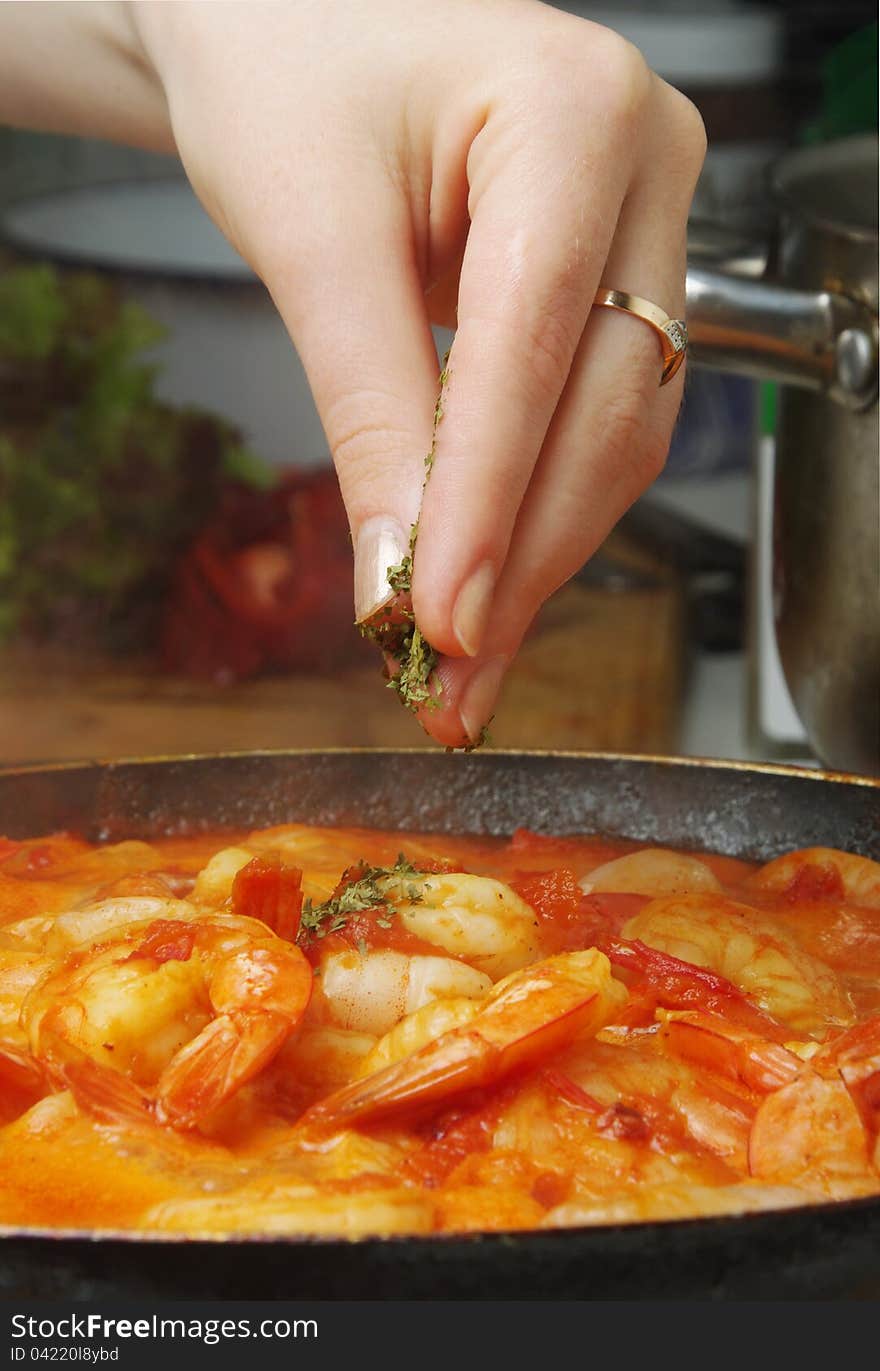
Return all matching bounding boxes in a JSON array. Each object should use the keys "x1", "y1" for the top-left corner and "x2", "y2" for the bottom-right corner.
[{"x1": 161, "y1": 468, "x2": 371, "y2": 681}]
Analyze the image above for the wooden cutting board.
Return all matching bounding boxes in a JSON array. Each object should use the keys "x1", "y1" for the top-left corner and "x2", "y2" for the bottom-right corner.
[{"x1": 0, "y1": 533, "x2": 686, "y2": 764}]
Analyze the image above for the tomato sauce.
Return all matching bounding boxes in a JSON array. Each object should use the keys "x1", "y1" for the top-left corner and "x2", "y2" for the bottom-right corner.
[{"x1": 0, "y1": 821, "x2": 877, "y2": 1236}]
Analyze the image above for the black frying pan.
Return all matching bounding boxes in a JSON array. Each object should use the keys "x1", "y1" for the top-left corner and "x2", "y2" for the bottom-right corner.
[{"x1": 0, "y1": 750, "x2": 878, "y2": 1301}]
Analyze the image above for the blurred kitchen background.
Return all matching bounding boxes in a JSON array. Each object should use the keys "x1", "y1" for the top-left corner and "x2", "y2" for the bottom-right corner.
[{"x1": 0, "y1": 0, "x2": 876, "y2": 769}]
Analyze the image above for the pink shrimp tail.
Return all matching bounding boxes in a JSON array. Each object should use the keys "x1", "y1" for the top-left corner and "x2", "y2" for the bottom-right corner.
[
  {"x1": 62, "y1": 1055, "x2": 154, "y2": 1127},
  {"x1": 0, "y1": 1040, "x2": 49, "y2": 1112},
  {"x1": 156, "y1": 1010, "x2": 292, "y2": 1129}
]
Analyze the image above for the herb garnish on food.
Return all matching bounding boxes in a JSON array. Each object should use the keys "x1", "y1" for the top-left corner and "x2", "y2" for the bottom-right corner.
[{"x1": 297, "y1": 853, "x2": 423, "y2": 942}]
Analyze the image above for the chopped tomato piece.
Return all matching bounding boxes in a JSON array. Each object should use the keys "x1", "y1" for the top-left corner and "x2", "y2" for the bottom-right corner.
[
  {"x1": 601, "y1": 937, "x2": 790, "y2": 1040},
  {"x1": 2, "y1": 843, "x2": 55, "y2": 876},
  {"x1": 531, "y1": 1171, "x2": 571, "y2": 1209},
  {"x1": 513, "y1": 869, "x2": 648, "y2": 952},
  {"x1": 1, "y1": 833, "x2": 86, "y2": 875},
  {"x1": 311, "y1": 919, "x2": 447, "y2": 964},
  {"x1": 583, "y1": 893, "x2": 650, "y2": 933},
  {"x1": 231, "y1": 852, "x2": 303, "y2": 942},
  {"x1": 596, "y1": 1101, "x2": 653, "y2": 1143},
  {"x1": 513, "y1": 868, "x2": 581, "y2": 920},
  {"x1": 408, "y1": 858, "x2": 455, "y2": 876},
  {"x1": 128, "y1": 920, "x2": 197, "y2": 964},
  {"x1": 403, "y1": 1085, "x2": 518, "y2": 1186},
  {"x1": 863, "y1": 1073, "x2": 880, "y2": 1120},
  {"x1": 782, "y1": 862, "x2": 846, "y2": 904}
]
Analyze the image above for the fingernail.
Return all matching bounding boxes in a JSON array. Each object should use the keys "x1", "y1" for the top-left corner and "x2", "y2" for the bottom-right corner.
[
  {"x1": 459, "y1": 656, "x2": 507, "y2": 744},
  {"x1": 354, "y1": 516, "x2": 410, "y2": 623},
  {"x1": 452, "y1": 561, "x2": 496, "y2": 657}
]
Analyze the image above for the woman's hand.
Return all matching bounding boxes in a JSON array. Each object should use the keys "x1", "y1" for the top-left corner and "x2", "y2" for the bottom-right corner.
[{"x1": 2, "y1": 1, "x2": 706, "y2": 744}]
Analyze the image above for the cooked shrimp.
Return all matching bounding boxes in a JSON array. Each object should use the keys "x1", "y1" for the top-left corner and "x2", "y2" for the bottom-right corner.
[
  {"x1": 0, "y1": 952, "x2": 53, "y2": 1039},
  {"x1": 284, "y1": 1026, "x2": 378, "y2": 1093},
  {"x1": 317, "y1": 948, "x2": 491, "y2": 1036},
  {"x1": 144, "y1": 1182, "x2": 434, "y2": 1237},
  {"x1": 814, "y1": 1015, "x2": 880, "y2": 1077},
  {"x1": 543, "y1": 1181, "x2": 809, "y2": 1227},
  {"x1": 0, "y1": 841, "x2": 184, "y2": 945},
  {"x1": 303, "y1": 948, "x2": 627, "y2": 1127},
  {"x1": 46, "y1": 896, "x2": 197, "y2": 955},
  {"x1": 559, "y1": 1033, "x2": 756, "y2": 1168},
  {"x1": 247, "y1": 824, "x2": 404, "y2": 903},
  {"x1": 622, "y1": 894, "x2": 854, "y2": 1036},
  {"x1": 0, "y1": 896, "x2": 196, "y2": 962},
  {"x1": 748, "y1": 1071, "x2": 876, "y2": 1198},
  {"x1": 0, "y1": 900, "x2": 199, "y2": 1047},
  {"x1": 357, "y1": 997, "x2": 481, "y2": 1077},
  {"x1": 249, "y1": 821, "x2": 470, "y2": 879},
  {"x1": 658, "y1": 1011, "x2": 802, "y2": 1093},
  {"x1": 417, "y1": 1058, "x2": 745, "y2": 1226},
  {"x1": 581, "y1": 849, "x2": 720, "y2": 898},
  {"x1": 248, "y1": 823, "x2": 380, "y2": 870},
  {"x1": 21, "y1": 914, "x2": 313, "y2": 1129},
  {"x1": 0, "y1": 916, "x2": 55, "y2": 953},
  {"x1": 191, "y1": 847, "x2": 256, "y2": 906},
  {"x1": 748, "y1": 847, "x2": 880, "y2": 908},
  {"x1": 813, "y1": 1017, "x2": 880, "y2": 1160},
  {"x1": 1, "y1": 837, "x2": 163, "y2": 891},
  {"x1": 388, "y1": 872, "x2": 541, "y2": 978}
]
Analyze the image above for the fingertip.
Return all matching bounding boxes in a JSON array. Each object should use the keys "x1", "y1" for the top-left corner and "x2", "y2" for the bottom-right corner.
[
  {"x1": 417, "y1": 704, "x2": 469, "y2": 749},
  {"x1": 458, "y1": 655, "x2": 507, "y2": 744},
  {"x1": 416, "y1": 654, "x2": 508, "y2": 748}
]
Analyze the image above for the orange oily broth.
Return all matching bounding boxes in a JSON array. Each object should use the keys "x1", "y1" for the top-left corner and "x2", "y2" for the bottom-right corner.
[
  {"x1": 0, "y1": 822, "x2": 878, "y2": 1236},
  {"x1": 0, "y1": 1102, "x2": 184, "y2": 1230}
]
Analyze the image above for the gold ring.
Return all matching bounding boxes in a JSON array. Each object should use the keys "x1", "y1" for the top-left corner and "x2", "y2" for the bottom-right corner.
[{"x1": 593, "y1": 289, "x2": 688, "y2": 385}]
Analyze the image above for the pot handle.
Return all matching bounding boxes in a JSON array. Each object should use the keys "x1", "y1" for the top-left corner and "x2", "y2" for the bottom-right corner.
[{"x1": 685, "y1": 263, "x2": 879, "y2": 411}]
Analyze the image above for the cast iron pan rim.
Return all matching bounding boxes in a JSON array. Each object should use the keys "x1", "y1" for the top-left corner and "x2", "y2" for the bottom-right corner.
[
  {"x1": 1, "y1": 748, "x2": 877, "y2": 1257},
  {"x1": 1, "y1": 746, "x2": 878, "y2": 790},
  {"x1": 1, "y1": 1190, "x2": 877, "y2": 1250}
]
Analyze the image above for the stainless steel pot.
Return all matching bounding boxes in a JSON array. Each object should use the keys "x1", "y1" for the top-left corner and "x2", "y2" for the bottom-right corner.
[{"x1": 686, "y1": 134, "x2": 879, "y2": 776}]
